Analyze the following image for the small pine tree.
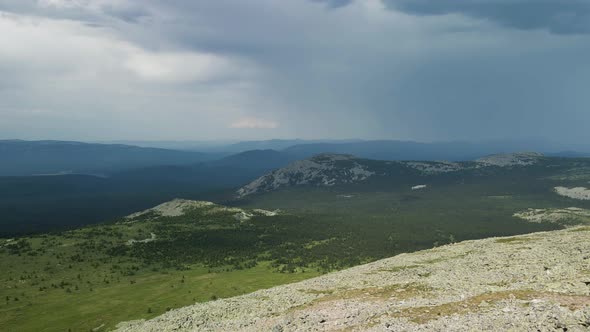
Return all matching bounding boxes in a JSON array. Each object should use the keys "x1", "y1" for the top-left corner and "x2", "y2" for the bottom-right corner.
[{"x1": 449, "y1": 234, "x2": 456, "y2": 244}]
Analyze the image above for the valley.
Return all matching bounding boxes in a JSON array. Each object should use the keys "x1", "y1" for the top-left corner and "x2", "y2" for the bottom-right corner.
[{"x1": 2, "y1": 153, "x2": 590, "y2": 331}]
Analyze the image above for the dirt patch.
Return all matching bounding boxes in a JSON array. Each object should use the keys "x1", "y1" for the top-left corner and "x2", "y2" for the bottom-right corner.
[
  {"x1": 305, "y1": 283, "x2": 433, "y2": 306},
  {"x1": 495, "y1": 237, "x2": 536, "y2": 244},
  {"x1": 390, "y1": 290, "x2": 590, "y2": 324}
]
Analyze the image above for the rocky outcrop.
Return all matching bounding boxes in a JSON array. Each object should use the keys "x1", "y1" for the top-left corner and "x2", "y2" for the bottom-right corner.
[
  {"x1": 475, "y1": 152, "x2": 543, "y2": 167},
  {"x1": 236, "y1": 154, "x2": 374, "y2": 198},
  {"x1": 402, "y1": 161, "x2": 463, "y2": 174},
  {"x1": 555, "y1": 187, "x2": 590, "y2": 201},
  {"x1": 125, "y1": 199, "x2": 280, "y2": 221},
  {"x1": 125, "y1": 199, "x2": 215, "y2": 219},
  {"x1": 514, "y1": 207, "x2": 590, "y2": 225},
  {"x1": 116, "y1": 227, "x2": 590, "y2": 331}
]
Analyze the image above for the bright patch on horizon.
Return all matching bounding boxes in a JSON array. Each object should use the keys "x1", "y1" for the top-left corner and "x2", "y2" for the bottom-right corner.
[
  {"x1": 124, "y1": 51, "x2": 235, "y2": 83},
  {"x1": 229, "y1": 117, "x2": 279, "y2": 129}
]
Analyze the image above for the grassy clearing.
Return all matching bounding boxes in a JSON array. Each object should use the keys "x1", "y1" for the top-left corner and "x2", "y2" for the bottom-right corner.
[
  {"x1": 0, "y1": 253, "x2": 317, "y2": 332},
  {"x1": 0, "y1": 206, "x2": 322, "y2": 332},
  {"x1": 24, "y1": 267, "x2": 313, "y2": 331}
]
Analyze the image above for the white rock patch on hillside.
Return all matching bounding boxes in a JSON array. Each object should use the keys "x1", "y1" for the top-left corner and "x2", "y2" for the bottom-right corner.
[
  {"x1": 234, "y1": 211, "x2": 253, "y2": 222},
  {"x1": 125, "y1": 199, "x2": 281, "y2": 224},
  {"x1": 514, "y1": 208, "x2": 590, "y2": 224},
  {"x1": 234, "y1": 209, "x2": 281, "y2": 222},
  {"x1": 126, "y1": 233, "x2": 157, "y2": 245},
  {"x1": 404, "y1": 161, "x2": 463, "y2": 174},
  {"x1": 348, "y1": 164, "x2": 374, "y2": 180},
  {"x1": 125, "y1": 199, "x2": 214, "y2": 219},
  {"x1": 476, "y1": 152, "x2": 542, "y2": 167},
  {"x1": 555, "y1": 187, "x2": 590, "y2": 200},
  {"x1": 252, "y1": 209, "x2": 280, "y2": 216}
]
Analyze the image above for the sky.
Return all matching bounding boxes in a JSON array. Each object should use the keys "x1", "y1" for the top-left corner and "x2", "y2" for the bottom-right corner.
[{"x1": 0, "y1": 0, "x2": 589, "y2": 143}]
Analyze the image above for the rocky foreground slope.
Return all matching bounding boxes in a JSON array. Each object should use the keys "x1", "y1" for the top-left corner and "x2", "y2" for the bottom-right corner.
[{"x1": 116, "y1": 226, "x2": 590, "y2": 331}]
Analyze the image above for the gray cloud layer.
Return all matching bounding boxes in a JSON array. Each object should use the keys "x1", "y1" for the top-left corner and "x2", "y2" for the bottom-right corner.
[
  {"x1": 0, "y1": 0, "x2": 589, "y2": 143},
  {"x1": 312, "y1": 0, "x2": 355, "y2": 9},
  {"x1": 385, "y1": 0, "x2": 590, "y2": 35}
]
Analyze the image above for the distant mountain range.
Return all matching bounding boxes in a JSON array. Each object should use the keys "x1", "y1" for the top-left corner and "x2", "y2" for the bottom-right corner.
[
  {"x1": 206, "y1": 149, "x2": 297, "y2": 170},
  {"x1": 0, "y1": 140, "x2": 215, "y2": 176},
  {"x1": 280, "y1": 140, "x2": 590, "y2": 161},
  {"x1": 2, "y1": 139, "x2": 588, "y2": 177},
  {"x1": 221, "y1": 139, "x2": 362, "y2": 154},
  {"x1": 101, "y1": 139, "x2": 361, "y2": 153},
  {"x1": 96, "y1": 138, "x2": 590, "y2": 159}
]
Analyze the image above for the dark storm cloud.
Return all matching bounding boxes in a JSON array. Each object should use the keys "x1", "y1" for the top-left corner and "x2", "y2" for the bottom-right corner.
[
  {"x1": 311, "y1": 0, "x2": 355, "y2": 8},
  {"x1": 1, "y1": 0, "x2": 590, "y2": 143},
  {"x1": 98, "y1": 4, "x2": 150, "y2": 23},
  {"x1": 0, "y1": 0, "x2": 150, "y2": 25},
  {"x1": 384, "y1": 0, "x2": 590, "y2": 34}
]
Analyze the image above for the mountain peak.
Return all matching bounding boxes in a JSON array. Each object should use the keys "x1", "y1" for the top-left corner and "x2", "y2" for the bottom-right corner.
[{"x1": 236, "y1": 154, "x2": 372, "y2": 198}]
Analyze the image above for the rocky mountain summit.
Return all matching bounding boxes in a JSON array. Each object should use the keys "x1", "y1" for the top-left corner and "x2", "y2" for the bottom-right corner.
[
  {"x1": 236, "y1": 152, "x2": 545, "y2": 197},
  {"x1": 236, "y1": 154, "x2": 375, "y2": 198},
  {"x1": 116, "y1": 226, "x2": 590, "y2": 331}
]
